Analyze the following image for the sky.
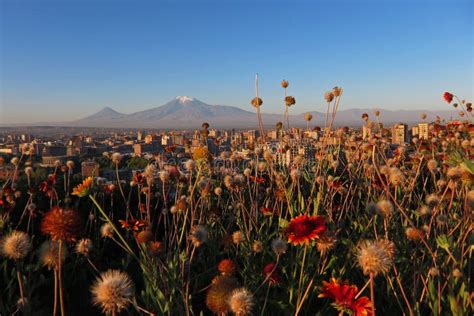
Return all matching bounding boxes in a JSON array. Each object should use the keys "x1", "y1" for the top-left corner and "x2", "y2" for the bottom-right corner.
[{"x1": 0, "y1": 0, "x2": 472, "y2": 124}]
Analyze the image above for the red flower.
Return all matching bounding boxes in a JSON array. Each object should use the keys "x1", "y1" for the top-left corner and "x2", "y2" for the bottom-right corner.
[
  {"x1": 249, "y1": 176, "x2": 265, "y2": 184},
  {"x1": 217, "y1": 259, "x2": 237, "y2": 275},
  {"x1": 286, "y1": 214, "x2": 326, "y2": 245},
  {"x1": 260, "y1": 207, "x2": 274, "y2": 216},
  {"x1": 443, "y1": 92, "x2": 453, "y2": 103},
  {"x1": 119, "y1": 219, "x2": 147, "y2": 231},
  {"x1": 41, "y1": 207, "x2": 83, "y2": 243},
  {"x1": 263, "y1": 262, "x2": 281, "y2": 285},
  {"x1": 319, "y1": 278, "x2": 373, "y2": 316}
]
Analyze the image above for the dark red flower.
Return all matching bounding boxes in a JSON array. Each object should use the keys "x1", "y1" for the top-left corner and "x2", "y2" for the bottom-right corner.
[
  {"x1": 217, "y1": 259, "x2": 237, "y2": 275},
  {"x1": 286, "y1": 214, "x2": 326, "y2": 246},
  {"x1": 249, "y1": 176, "x2": 265, "y2": 184},
  {"x1": 41, "y1": 207, "x2": 83, "y2": 243},
  {"x1": 443, "y1": 92, "x2": 453, "y2": 103},
  {"x1": 263, "y1": 262, "x2": 281, "y2": 285},
  {"x1": 319, "y1": 278, "x2": 373, "y2": 316}
]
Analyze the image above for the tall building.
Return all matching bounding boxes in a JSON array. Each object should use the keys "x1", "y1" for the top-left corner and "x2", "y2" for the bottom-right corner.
[
  {"x1": 418, "y1": 123, "x2": 429, "y2": 140},
  {"x1": 392, "y1": 123, "x2": 409, "y2": 145}
]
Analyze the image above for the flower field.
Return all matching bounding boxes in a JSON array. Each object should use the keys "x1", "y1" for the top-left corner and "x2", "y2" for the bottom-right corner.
[{"x1": 0, "y1": 90, "x2": 473, "y2": 316}]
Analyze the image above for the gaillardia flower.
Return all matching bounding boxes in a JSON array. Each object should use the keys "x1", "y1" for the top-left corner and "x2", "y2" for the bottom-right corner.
[
  {"x1": 72, "y1": 176, "x2": 93, "y2": 197},
  {"x1": 41, "y1": 207, "x2": 83, "y2": 243},
  {"x1": 319, "y1": 278, "x2": 373, "y2": 316},
  {"x1": 286, "y1": 214, "x2": 326, "y2": 246}
]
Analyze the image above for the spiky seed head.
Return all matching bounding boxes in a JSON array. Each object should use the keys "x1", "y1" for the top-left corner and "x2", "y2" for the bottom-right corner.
[
  {"x1": 0, "y1": 230, "x2": 32, "y2": 260},
  {"x1": 91, "y1": 270, "x2": 134, "y2": 314}
]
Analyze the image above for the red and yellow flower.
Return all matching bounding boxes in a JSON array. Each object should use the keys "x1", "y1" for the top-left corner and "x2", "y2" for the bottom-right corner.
[
  {"x1": 285, "y1": 214, "x2": 326, "y2": 245},
  {"x1": 319, "y1": 278, "x2": 373, "y2": 316},
  {"x1": 72, "y1": 176, "x2": 93, "y2": 197}
]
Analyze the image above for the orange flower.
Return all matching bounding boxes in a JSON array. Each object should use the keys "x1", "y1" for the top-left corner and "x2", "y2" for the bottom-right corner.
[
  {"x1": 319, "y1": 278, "x2": 373, "y2": 316},
  {"x1": 72, "y1": 176, "x2": 93, "y2": 197},
  {"x1": 286, "y1": 214, "x2": 326, "y2": 246},
  {"x1": 41, "y1": 207, "x2": 83, "y2": 243},
  {"x1": 218, "y1": 259, "x2": 237, "y2": 275}
]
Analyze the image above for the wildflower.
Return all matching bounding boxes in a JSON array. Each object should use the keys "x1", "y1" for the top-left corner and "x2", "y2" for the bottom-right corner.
[
  {"x1": 286, "y1": 214, "x2": 326, "y2": 246},
  {"x1": 101, "y1": 223, "x2": 114, "y2": 238},
  {"x1": 66, "y1": 160, "x2": 75, "y2": 169},
  {"x1": 184, "y1": 159, "x2": 195, "y2": 172},
  {"x1": 218, "y1": 259, "x2": 237, "y2": 275},
  {"x1": 281, "y1": 80, "x2": 289, "y2": 88},
  {"x1": 405, "y1": 228, "x2": 424, "y2": 241},
  {"x1": 285, "y1": 96, "x2": 296, "y2": 106},
  {"x1": 206, "y1": 275, "x2": 240, "y2": 314},
  {"x1": 136, "y1": 230, "x2": 153, "y2": 244},
  {"x1": 427, "y1": 159, "x2": 438, "y2": 172},
  {"x1": 443, "y1": 92, "x2": 453, "y2": 103},
  {"x1": 324, "y1": 91, "x2": 335, "y2": 103},
  {"x1": 319, "y1": 278, "x2": 373, "y2": 316},
  {"x1": 376, "y1": 200, "x2": 393, "y2": 218},
  {"x1": 41, "y1": 207, "x2": 82, "y2": 243},
  {"x1": 271, "y1": 238, "x2": 288, "y2": 256},
  {"x1": 316, "y1": 232, "x2": 336, "y2": 254},
  {"x1": 251, "y1": 97, "x2": 263, "y2": 107},
  {"x1": 356, "y1": 239, "x2": 394, "y2": 276},
  {"x1": 467, "y1": 190, "x2": 474, "y2": 210},
  {"x1": 39, "y1": 240, "x2": 67, "y2": 270},
  {"x1": 428, "y1": 267, "x2": 439, "y2": 277},
  {"x1": 232, "y1": 231, "x2": 244, "y2": 245},
  {"x1": 75, "y1": 238, "x2": 93, "y2": 256},
  {"x1": 214, "y1": 187, "x2": 222, "y2": 196},
  {"x1": 0, "y1": 230, "x2": 32, "y2": 260},
  {"x1": 452, "y1": 268, "x2": 462, "y2": 278},
  {"x1": 91, "y1": 270, "x2": 134, "y2": 314},
  {"x1": 111, "y1": 153, "x2": 122, "y2": 164},
  {"x1": 425, "y1": 194, "x2": 440, "y2": 208},
  {"x1": 263, "y1": 262, "x2": 281, "y2": 285},
  {"x1": 159, "y1": 170, "x2": 170, "y2": 183},
  {"x1": 252, "y1": 241, "x2": 264, "y2": 253},
  {"x1": 72, "y1": 176, "x2": 93, "y2": 197},
  {"x1": 189, "y1": 225, "x2": 208, "y2": 247},
  {"x1": 333, "y1": 86, "x2": 342, "y2": 97},
  {"x1": 148, "y1": 241, "x2": 163, "y2": 256},
  {"x1": 228, "y1": 288, "x2": 254, "y2": 316},
  {"x1": 447, "y1": 166, "x2": 463, "y2": 180}
]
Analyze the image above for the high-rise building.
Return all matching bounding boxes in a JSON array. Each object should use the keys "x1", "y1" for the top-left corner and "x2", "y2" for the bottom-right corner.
[
  {"x1": 418, "y1": 123, "x2": 429, "y2": 140},
  {"x1": 392, "y1": 123, "x2": 409, "y2": 144}
]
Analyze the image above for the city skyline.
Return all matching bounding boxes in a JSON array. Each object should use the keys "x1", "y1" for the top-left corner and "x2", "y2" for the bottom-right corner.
[{"x1": 1, "y1": 0, "x2": 473, "y2": 124}]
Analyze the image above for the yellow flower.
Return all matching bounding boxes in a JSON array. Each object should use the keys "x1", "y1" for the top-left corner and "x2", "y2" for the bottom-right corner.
[{"x1": 72, "y1": 176, "x2": 93, "y2": 197}]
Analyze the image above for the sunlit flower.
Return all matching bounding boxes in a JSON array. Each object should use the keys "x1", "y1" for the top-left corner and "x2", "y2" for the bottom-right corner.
[
  {"x1": 443, "y1": 92, "x2": 453, "y2": 103},
  {"x1": 75, "y1": 238, "x2": 93, "y2": 256},
  {"x1": 228, "y1": 288, "x2": 254, "y2": 316},
  {"x1": 206, "y1": 275, "x2": 239, "y2": 314},
  {"x1": 72, "y1": 176, "x2": 93, "y2": 197},
  {"x1": 356, "y1": 239, "x2": 394, "y2": 276},
  {"x1": 0, "y1": 230, "x2": 32, "y2": 260},
  {"x1": 286, "y1": 214, "x2": 326, "y2": 246},
  {"x1": 319, "y1": 278, "x2": 373, "y2": 316},
  {"x1": 218, "y1": 259, "x2": 237, "y2": 275},
  {"x1": 91, "y1": 270, "x2": 134, "y2": 314},
  {"x1": 41, "y1": 207, "x2": 83, "y2": 243}
]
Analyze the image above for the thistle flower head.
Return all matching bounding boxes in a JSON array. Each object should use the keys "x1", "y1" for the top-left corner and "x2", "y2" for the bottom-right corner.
[
  {"x1": 41, "y1": 207, "x2": 83, "y2": 243},
  {"x1": 0, "y1": 230, "x2": 32, "y2": 260},
  {"x1": 189, "y1": 225, "x2": 208, "y2": 247},
  {"x1": 91, "y1": 270, "x2": 134, "y2": 314},
  {"x1": 356, "y1": 239, "x2": 394, "y2": 276},
  {"x1": 100, "y1": 223, "x2": 114, "y2": 238},
  {"x1": 228, "y1": 288, "x2": 254, "y2": 316},
  {"x1": 75, "y1": 238, "x2": 93, "y2": 256},
  {"x1": 376, "y1": 200, "x2": 393, "y2": 218},
  {"x1": 271, "y1": 238, "x2": 288, "y2": 256},
  {"x1": 39, "y1": 240, "x2": 67, "y2": 270},
  {"x1": 206, "y1": 275, "x2": 240, "y2": 314},
  {"x1": 218, "y1": 259, "x2": 237, "y2": 275}
]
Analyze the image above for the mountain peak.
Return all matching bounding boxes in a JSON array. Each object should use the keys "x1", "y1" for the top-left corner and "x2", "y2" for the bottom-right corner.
[{"x1": 175, "y1": 96, "x2": 195, "y2": 103}]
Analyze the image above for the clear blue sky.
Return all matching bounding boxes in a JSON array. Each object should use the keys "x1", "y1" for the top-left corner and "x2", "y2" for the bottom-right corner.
[{"x1": 1, "y1": 0, "x2": 472, "y2": 123}]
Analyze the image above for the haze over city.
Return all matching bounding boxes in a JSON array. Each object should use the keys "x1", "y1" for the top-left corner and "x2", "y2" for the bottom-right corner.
[{"x1": 1, "y1": 0, "x2": 472, "y2": 124}]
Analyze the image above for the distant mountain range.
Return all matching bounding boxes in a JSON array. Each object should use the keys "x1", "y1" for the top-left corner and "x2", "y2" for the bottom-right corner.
[{"x1": 2, "y1": 96, "x2": 464, "y2": 129}]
